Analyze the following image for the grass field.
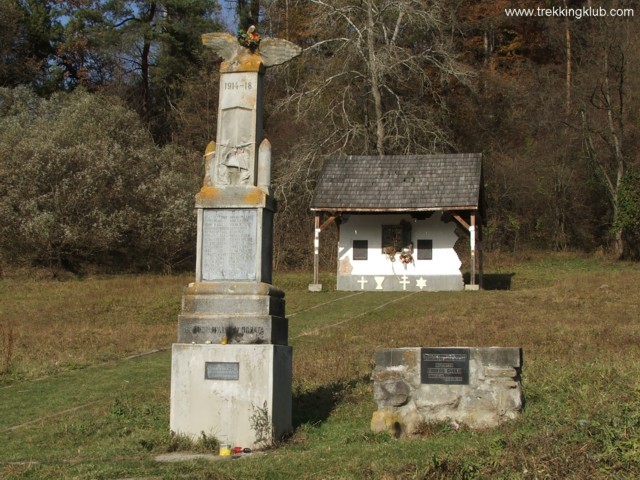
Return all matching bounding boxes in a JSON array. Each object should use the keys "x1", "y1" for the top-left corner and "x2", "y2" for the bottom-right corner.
[{"x1": 1, "y1": 252, "x2": 639, "y2": 479}]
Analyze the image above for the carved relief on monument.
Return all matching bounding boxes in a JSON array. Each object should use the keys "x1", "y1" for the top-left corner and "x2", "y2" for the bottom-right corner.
[
  {"x1": 216, "y1": 107, "x2": 253, "y2": 185},
  {"x1": 203, "y1": 141, "x2": 216, "y2": 186}
]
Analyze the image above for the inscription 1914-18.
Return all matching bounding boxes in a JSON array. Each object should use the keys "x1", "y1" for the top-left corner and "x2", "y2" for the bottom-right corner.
[
  {"x1": 224, "y1": 80, "x2": 253, "y2": 91},
  {"x1": 420, "y1": 348, "x2": 470, "y2": 385}
]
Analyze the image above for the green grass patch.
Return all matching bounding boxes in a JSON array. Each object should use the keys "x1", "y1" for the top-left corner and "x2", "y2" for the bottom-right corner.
[{"x1": 1, "y1": 253, "x2": 640, "y2": 478}]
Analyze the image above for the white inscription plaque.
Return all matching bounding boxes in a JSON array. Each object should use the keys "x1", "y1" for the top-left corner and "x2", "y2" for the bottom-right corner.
[{"x1": 202, "y1": 209, "x2": 257, "y2": 280}]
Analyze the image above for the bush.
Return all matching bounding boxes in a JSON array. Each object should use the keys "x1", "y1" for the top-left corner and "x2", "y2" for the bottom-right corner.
[
  {"x1": 0, "y1": 87, "x2": 199, "y2": 273},
  {"x1": 616, "y1": 171, "x2": 640, "y2": 260}
]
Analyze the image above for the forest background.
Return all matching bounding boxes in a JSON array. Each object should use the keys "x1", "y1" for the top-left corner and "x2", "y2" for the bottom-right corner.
[{"x1": 1, "y1": 0, "x2": 639, "y2": 276}]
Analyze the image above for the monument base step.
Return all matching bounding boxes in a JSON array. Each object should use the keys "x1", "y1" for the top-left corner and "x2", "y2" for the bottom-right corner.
[
  {"x1": 178, "y1": 314, "x2": 288, "y2": 345},
  {"x1": 183, "y1": 281, "x2": 284, "y2": 298},
  {"x1": 181, "y1": 291, "x2": 284, "y2": 317}
]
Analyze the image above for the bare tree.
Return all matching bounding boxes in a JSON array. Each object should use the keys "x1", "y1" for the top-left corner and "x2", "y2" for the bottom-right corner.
[
  {"x1": 261, "y1": 0, "x2": 473, "y2": 268},
  {"x1": 579, "y1": 13, "x2": 639, "y2": 258},
  {"x1": 286, "y1": 0, "x2": 472, "y2": 157}
]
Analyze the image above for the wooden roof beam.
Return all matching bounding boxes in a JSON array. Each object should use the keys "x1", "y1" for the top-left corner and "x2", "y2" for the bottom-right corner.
[
  {"x1": 453, "y1": 214, "x2": 470, "y2": 231},
  {"x1": 319, "y1": 215, "x2": 338, "y2": 232}
]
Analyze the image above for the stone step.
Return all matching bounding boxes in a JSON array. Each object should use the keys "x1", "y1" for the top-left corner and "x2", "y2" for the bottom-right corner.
[{"x1": 181, "y1": 293, "x2": 285, "y2": 317}]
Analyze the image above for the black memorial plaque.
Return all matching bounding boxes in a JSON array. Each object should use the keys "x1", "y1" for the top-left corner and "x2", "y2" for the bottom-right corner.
[
  {"x1": 420, "y1": 348, "x2": 470, "y2": 385},
  {"x1": 205, "y1": 362, "x2": 239, "y2": 381}
]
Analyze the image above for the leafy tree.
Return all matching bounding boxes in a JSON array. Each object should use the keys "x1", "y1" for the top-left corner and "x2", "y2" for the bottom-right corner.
[
  {"x1": 56, "y1": 0, "x2": 221, "y2": 141},
  {"x1": 0, "y1": 87, "x2": 199, "y2": 273},
  {"x1": 0, "y1": 0, "x2": 60, "y2": 88}
]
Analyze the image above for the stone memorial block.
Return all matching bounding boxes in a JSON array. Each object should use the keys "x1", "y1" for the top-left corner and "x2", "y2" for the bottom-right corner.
[
  {"x1": 371, "y1": 347, "x2": 524, "y2": 437},
  {"x1": 171, "y1": 344, "x2": 292, "y2": 447}
]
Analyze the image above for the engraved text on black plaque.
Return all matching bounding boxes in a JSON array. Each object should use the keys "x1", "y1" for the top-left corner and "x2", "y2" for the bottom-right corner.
[{"x1": 420, "y1": 348, "x2": 470, "y2": 385}]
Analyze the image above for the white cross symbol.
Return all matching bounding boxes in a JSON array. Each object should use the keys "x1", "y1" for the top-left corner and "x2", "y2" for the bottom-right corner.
[
  {"x1": 399, "y1": 275, "x2": 410, "y2": 290},
  {"x1": 357, "y1": 276, "x2": 368, "y2": 290}
]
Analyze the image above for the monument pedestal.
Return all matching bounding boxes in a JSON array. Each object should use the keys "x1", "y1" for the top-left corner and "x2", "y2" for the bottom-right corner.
[
  {"x1": 170, "y1": 344, "x2": 292, "y2": 448},
  {"x1": 170, "y1": 186, "x2": 291, "y2": 446}
]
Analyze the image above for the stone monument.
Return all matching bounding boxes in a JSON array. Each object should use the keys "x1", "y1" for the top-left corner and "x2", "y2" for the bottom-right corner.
[
  {"x1": 170, "y1": 28, "x2": 301, "y2": 449},
  {"x1": 371, "y1": 347, "x2": 524, "y2": 436}
]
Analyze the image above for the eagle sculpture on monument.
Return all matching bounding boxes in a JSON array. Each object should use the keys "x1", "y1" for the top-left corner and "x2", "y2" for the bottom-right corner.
[{"x1": 202, "y1": 27, "x2": 302, "y2": 71}]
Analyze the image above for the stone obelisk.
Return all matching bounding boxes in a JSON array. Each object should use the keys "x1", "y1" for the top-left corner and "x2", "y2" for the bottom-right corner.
[{"x1": 169, "y1": 29, "x2": 301, "y2": 449}]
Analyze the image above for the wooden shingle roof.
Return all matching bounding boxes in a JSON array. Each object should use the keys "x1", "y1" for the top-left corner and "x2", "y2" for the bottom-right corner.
[{"x1": 310, "y1": 153, "x2": 482, "y2": 212}]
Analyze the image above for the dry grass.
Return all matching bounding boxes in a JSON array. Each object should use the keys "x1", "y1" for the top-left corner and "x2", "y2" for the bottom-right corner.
[
  {"x1": 0, "y1": 273, "x2": 189, "y2": 381},
  {"x1": 292, "y1": 263, "x2": 640, "y2": 386},
  {"x1": 1, "y1": 254, "x2": 638, "y2": 387},
  {"x1": 0, "y1": 322, "x2": 14, "y2": 374}
]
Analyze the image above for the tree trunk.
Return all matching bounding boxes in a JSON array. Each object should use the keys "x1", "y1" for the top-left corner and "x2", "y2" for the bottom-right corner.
[
  {"x1": 582, "y1": 47, "x2": 626, "y2": 258},
  {"x1": 564, "y1": 1, "x2": 572, "y2": 113},
  {"x1": 236, "y1": 0, "x2": 260, "y2": 29},
  {"x1": 140, "y1": 2, "x2": 157, "y2": 120},
  {"x1": 366, "y1": 3, "x2": 385, "y2": 156},
  {"x1": 602, "y1": 48, "x2": 625, "y2": 257},
  {"x1": 251, "y1": 0, "x2": 260, "y2": 26}
]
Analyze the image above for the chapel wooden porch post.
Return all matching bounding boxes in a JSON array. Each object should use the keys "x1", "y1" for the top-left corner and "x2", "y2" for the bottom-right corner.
[
  {"x1": 469, "y1": 210, "x2": 484, "y2": 289},
  {"x1": 453, "y1": 212, "x2": 480, "y2": 290},
  {"x1": 470, "y1": 213, "x2": 476, "y2": 287},
  {"x1": 313, "y1": 213, "x2": 320, "y2": 285},
  {"x1": 478, "y1": 220, "x2": 484, "y2": 289},
  {"x1": 309, "y1": 213, "x2": 339, "y2": 292},
  {"x1": 309, "y1": 213, "x2": 322, "y2": 291}
]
